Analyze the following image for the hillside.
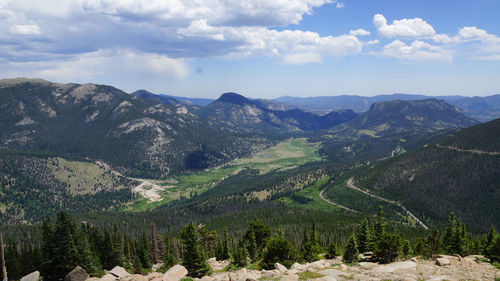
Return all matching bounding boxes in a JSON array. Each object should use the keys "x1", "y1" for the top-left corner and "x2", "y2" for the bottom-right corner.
[
  {"x1": 199, "y1": 92, "x2": 357, "y2": 133},
  {"x1": 275, "y1": 94, "x2": 500, "y2": 121},
  {"x1": 351, "y1": 118, "x2": 500, "y2": 232},
  {"x1": 0, "y1": 79, "x2": 270, "y2": 177}
]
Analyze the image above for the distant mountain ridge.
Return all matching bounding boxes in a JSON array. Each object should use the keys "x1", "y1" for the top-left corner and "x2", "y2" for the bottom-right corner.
[
  {"x1": 199, "y1": 92, "x2": 358, "y2": 132},
  {"x1": 274, "y1": 94, "x2": 500, "y2": 122}
]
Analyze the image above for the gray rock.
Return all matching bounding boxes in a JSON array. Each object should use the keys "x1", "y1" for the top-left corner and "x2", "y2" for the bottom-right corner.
[
  {"x1": 317, "y1": 269, "x2": 344, "y2": 278},
  {"x1": 20, "y1": 271, "x2": 40, "y2": 281},
  {"x1": 436, "y1": 258, "x2": 451, "y2": 266},
  {"x1": 163, "y1": 265, "x2": 188, "y2": 281},
  {"x1": 64, "y1": 266, "x2": 89, "y2": 281},
  {"x1": 98, "y1": 274, "x2": 117, "y2": 281},
  {"x1": 289, "y1": 262, "x2": 305, "y2": 272},
  {"x1": 279, "y1": 275, "x2": 298, "y2": 281},
  {"x1": 124, "y1": 274, "x2": 147, "y2": 281},
  {"x1": 371, "y1": 261, "x2": 417, "y2": 273},
  {"x1": 274, "y1": 263, "x2": 288, "y2": 273},
  {"x1": 109, "y1": 266, "x2": 130, "y2": 279}
]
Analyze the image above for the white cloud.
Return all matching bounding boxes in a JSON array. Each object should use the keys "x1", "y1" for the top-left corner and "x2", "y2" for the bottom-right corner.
[
  {"x1": 382, "y1": 40, "x2": 452, "y2": 61},
  {"x1": 336, "y1": 2, "x2": 344, "y2": 9},
  {"x1": 350, "y1": 28, "x2": 370, "y2": 36},
  {"x1": 365, "y1": 40, "x2": 379, "y2": 45},
  {"x1": 283, "y1": 53, "x2": 322, "y2": 64},
  {"x1": 0, "y1": 49, "x2": 188, "y2": 82},
  {"x1": 373, "y1": 14, "x2": 436, "y2": 39},
  {"x1": 9, "y1": 24, "x2": 41, "y2": 35}
]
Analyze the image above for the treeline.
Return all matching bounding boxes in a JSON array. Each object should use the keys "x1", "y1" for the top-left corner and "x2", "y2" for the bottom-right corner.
[{"x1": 3, "y1": 208, "x2": 500, "y2": 280}]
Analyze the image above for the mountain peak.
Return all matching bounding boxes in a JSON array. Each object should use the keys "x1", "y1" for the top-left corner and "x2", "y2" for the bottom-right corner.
[{"x1": 216, "y1": 92, "x2": 252, "y2": 105}]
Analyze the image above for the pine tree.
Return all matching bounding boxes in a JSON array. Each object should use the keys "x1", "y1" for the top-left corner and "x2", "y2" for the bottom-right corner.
[
  {"x1": 50, "y1": 212, "x2": 79, "y2": 281},
  {"x1": 343, "y1": 234, "x2": 359, "y2": 264},
  {"x1": 375, "y1": 233, "x2": 402, "y2": 264},
  {"x1": 80, "y1": 229, "x2": 103, "y2": 277},
  {"x1": 150, "y1": 222, "x2": 160, "y2": 264},
  {"x1": 442, "y1": 213, "x2": 456, "y2": 254},
  {"x1": 357, "y1": 219, "x2": 374, "y2": 253},
  {"x1": 231, "y1": 241, "x2": 248, "y2": 268},
  {"x1": 402, "y1": 240, "x2": 411, "y2": 258},
  {"x1": 325, "y1": 240, "x2": 339, "y2": 259},
  {"x1": 374, "y1": 206, "x2": 386, "y2": 243},
  {"x1": 486, "y1": 234, "x2": 500, "y2": 262},
  {"x1": 426, "y1": 229, "x2": 441, "y2": 257},
  {"x1": 484, "y1": 226, "x2": 497, "y2": 256},
  {"x1": 111, "y1": 223, "x2": 124, "y2": 267},
  {"x1": 180, "y1": 222, "x2": 211, "y2": 278},
  {"x1": 247, "y1": 228, "x2": 258, "y2": 261},
  {"x1": 261, "y1": 235, "x2": 299, "y2": 269},
  {"x1": 136, "y1": 232, "x2": 152, "y2": 270},
  {"x1": 221, "y1": 231, "x2": 231, "y2": 260}
]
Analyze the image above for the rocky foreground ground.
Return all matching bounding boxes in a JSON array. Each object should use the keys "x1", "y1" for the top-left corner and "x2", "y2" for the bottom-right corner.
[{"x1": 20, "y1": 254, "x2": 499, "y2": 281}]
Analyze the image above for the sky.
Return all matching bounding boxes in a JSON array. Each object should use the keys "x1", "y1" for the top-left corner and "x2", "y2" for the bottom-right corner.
[{"x1": 1, "y1": 0, "x2": 500, "y2": 98}]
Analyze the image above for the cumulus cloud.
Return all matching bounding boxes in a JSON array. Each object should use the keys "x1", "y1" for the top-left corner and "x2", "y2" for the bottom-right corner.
[
  {"x1": 10, "y1": 24, "x2": 41, "y2": 35},
  {"x1": 350, "y1": 29, "x2": 370, "y2": 36},
  {"x1": 336, "y1": 2, "x2": 344, "y2": 9},
  {"x1": 373, "y1": 14, "x2": 436, "y2": 39},
  {"x1": 0, "y1": 49, "x2": 188, "y2": 82},
  {"x1": 381, "y1": 40, "x2": 452, "y2": 61}
]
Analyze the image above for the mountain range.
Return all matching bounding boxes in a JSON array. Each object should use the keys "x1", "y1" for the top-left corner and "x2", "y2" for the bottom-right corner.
[{"x1": 0, "y1": 77, "x2": 496, "y2": 228}]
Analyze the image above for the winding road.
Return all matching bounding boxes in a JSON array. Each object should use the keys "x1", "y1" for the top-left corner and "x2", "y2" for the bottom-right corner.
[
  {"x1": 346, "y1": 178, "x2": 429, "y2": 229},
  {"x1": 319, "y1": 188, "x2": 359, "y2": 213},
  {"x1": 436, "y1": 144, "x2": 500, "y2": 155}
]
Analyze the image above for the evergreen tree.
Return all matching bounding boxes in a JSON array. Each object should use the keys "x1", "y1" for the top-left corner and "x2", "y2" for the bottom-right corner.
[
  {"x1": 150, "y1": 222, "x2": 160, "y2": 264},
  {"x1": 136, "y1": 232, "x2": 152, "y2": 270},
  {"x1": 50, "y1": 212, "x2": 79, "y2": 281},
  {"x1": 180, "y1": 222, "x2": 211, "y2": 278},
  {"x1": 402, "y1": 240, "x2": 411, "y2": 258},
  {"x1": 111, "y1": 224, "x2": 124, "y2": 267},
  {"x1": 231, "y1": 241, "x2": 248, "y2": 268},
  {"x1": 426, "y1": 229, "x2": 441, "y2": 257},
  {"x1": 442, "y1": 213, "x2": 457, "y2": 254},
  {"x1": 101, "y1": 230, "x2": 114, "y2": 269},
  {"x1": 246, "y1": 228, "x2": 258, "y2": 261},
  {"x1": 343, "y1": 235, "x2": 359, "y2": 264},
  {"x1": 375, "y1": 233, "x2": 402, "y2": 264},
  {"x1": 374, "y1": 206, "x2": 386, "y2": 243},
  {"x1": 325, "y1": 240, "x2": 339, "y2": 259},
  {"x1": 357, "y1": 219, "x2": 374, "y2": 253},
  {"x1": 221, "y1": 231, "x2": 231, "y2": 260},
  {"x1": 80, "y1": 229, "x2": 103, "y2": 277},
  {"x1": 243, "y1": 217, "x2": 271, "y2": 250},
  {"x1": 486, "y1": 234, "x2": 500, "y2": 262},
  {"x1": 484, "y1": 226, "x2": 497, "y2": 257},
  {"x1": 261, "y1": 235, "x2": 299, "y2": 269}
]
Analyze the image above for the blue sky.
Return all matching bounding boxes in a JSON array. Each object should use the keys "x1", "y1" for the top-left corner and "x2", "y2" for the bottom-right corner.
[{"x1": 1, "y1": 0, "x2": 499, "y2": 98}]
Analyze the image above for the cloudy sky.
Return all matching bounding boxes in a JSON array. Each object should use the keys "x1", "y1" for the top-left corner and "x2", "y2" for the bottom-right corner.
[{"x1": 1, "y1": 0, "x2": 500, "y2": 98}]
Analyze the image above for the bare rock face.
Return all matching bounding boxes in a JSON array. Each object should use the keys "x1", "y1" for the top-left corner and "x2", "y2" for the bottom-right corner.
[
  {"x1": 65, "y1": 266, "x2": 90, "y2": 281},
  {"x1": 274, "y1": 263, "x2": 288, "y2": 273},
  {"x1": 162, "y1": 265, "x2": 188, "y2": 281},
  {"x1": 98, "y1": 274, "x2": 118, "y2": 281},
  {"x1": 20, "y1": 271, "x2": 40, "y2": 281},
  {"x1": 436, "y1": 258, "x2": 451, "y2": 266},
  {"x1": 109, "y1": 266, "x2": 130, "y2": 279},
  {"x1": 371, "y1": 260, "x2": 417, "y2": 273}
]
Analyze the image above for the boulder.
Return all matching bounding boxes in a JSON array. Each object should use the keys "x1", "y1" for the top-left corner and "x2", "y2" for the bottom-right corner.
[
  {"x1": 308, "y1": 260, "x2": 325, "y2": 270},
  {"x1": 316, "y1": 277, "x2": 337, "y2": 281},
  {"x1": 87, "y1": 277, "x2": 100, "y2": 281},
  {"x1": 163, "y1": 265, "x2": 188, "y2": 281},
  {"x1": 279, "y1": 274, "x2": 298, "y2": 281},
  {"x1": 211, "y1": 272, "x2": 230, "y2": 281},
  {"x1": 109, "y1": 266, "x2": 130, "y2": 279},
  {"x1": 99, "y1": 274, "x2": 117, "y2": 281},
  {"x1": 228, "y1": 268, "x2": 248, "y2": 281},
  {"x1": 152, "y1": 263, "x2": 164, "y2": 272},
  {"x1": 146, "y1": 272, "x2": 163, "y2": 281},
  {"x1": 261, "y1": 270, "x2": 279, "y2": 279},
  {"x1": 124, "y1": 274, "x2": 147, "y2": 281},
  {"x1": 357, "y1": 262, "x2": 378, "y2": 270},
  {"x1": 200, "y1": 276, "x2": 214, "y2": 281},
  {"x1": 338, "y1": 264, "x2": 348, "y2": 271},
  {"x1": 289, "y1": 263, "x2": 305, "y2": 272},
  {"x1": 371, "y1": 261, "x2": 417, "y2": 274},
  {"x1": 436, "y1": 258, "x2": 451, "y2": 266},
  {"x1": 317, "y1": 269, "x2": 343, "y2": 278},
  {"x1": 20, "y1": 271, "x2": 40, "y2": 281},
  {"x1": 65, "y1": 266, "x2": 90, "y2": 281},
  {"x1": 285, "y1": 269, "x2": 299, "y2": 275},
  {"x1": 425, "y1": 276, "x2": 459, "y2": 281},
  {"x1": 274, "y1": 263, "x2": 288, "y2": 273}
]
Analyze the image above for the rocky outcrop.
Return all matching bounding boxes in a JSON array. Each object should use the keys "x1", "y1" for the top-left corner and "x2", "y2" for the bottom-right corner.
[
  {"x1": 77, "y1": 256, "x2": 499, "y2": 281},
  {"x1": 163, "y1": 264, "x2": 188, "y2": 281},
  {"x1": 20, "y1": 271, "x2": 39, "y2": 281},
  {"x1": 65, "y1": 266, "x2": 90, "y2": 281}
]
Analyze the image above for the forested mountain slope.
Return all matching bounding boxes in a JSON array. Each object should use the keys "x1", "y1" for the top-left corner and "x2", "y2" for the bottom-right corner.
[
  {"x1": 318, "y1": 99, "x2": 478, "y2": 164},
  {"x1": 0, "y1": 79, "x2": 270, "y2": 177},
  {"x1": 352, "y1": 118, "x2": 500, "y2": 232},
  {"x1": 199, "y1": 92, "x2": 357, "y2": 133}
]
